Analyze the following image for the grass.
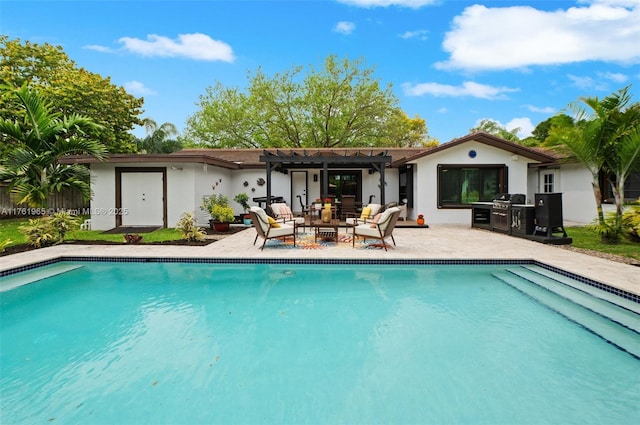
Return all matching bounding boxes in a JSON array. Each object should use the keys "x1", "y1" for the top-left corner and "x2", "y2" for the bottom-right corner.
[
  {"x1": 0, "y1": 217, "x2": 182, "y2": 247},
  {"x1": 565, "y1": 226, "x2": 640, "y2": 262},
  {"x1": 1, "y1": 217, "x2": 639, "y2": 262}
]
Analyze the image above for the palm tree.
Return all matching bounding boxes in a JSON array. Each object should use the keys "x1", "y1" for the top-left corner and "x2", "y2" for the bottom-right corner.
[
  {"x1": 548, "y1": 116, "x2": 607, "y2": 225},
  {"x1": 550, "y1": 85, "x2": 640, "y2": 239},
  {"x1": 604, "y1": 103, "x2": 640, "y2": 227},
  {"x1": 0, "y1": 85, "x2": 107, "y2": 208},
  {"x1": 136, "y1": 118, "x2": 181, "y2": 153}
]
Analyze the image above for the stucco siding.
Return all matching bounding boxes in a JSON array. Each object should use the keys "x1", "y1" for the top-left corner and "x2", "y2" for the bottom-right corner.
[
  {"x1": 556, "y1": 163, "x2": 598, "y2": 224},
  {"x1": 410, "y1": 141, "x2": 536, "y2": 224},
  {"x1": 89, "y1": 163, "x2": 117, "y2": 230}
]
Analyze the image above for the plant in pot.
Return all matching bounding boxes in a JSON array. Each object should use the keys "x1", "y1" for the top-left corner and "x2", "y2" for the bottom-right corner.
[
  {"x1": 201, "y1": 193, "x2": 235, "y2": 232},
  {"x1": 234, "y1": 192, "x2": 252, "y2": 225}
]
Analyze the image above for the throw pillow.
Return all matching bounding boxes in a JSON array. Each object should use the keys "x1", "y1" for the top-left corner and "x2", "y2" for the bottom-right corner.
[
  {"x1": 360, "y1": 207, "x2": 372, "y2": 220},
  {"x1": 281, "y1": 205, "x2": 293, "y2": 220},
  {"x1": 267, "y1": 216, "x2": 281, "y2": 228},
  {"x1": 370, "y1": 213, "x2": 382, "y2": 228}
]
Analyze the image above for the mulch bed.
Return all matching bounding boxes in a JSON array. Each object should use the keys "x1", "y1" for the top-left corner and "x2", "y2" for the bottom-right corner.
[{"x1": 1, "y1": 226, "x2": 247, "y2": 257}]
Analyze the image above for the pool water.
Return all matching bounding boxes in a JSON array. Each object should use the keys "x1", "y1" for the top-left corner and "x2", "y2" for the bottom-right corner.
[{"x1": 1, "y1": 262, "x2": 638, "y2": 424}]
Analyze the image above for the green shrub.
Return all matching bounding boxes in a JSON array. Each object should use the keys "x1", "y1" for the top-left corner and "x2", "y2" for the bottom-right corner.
[
  {"x1": 49, "y1": 211, "x2": 79, "y2": 240},
  {"x1": 18, "y1": 211, "x2": 79, "y2": 248},
  {"x1": 201, "y1": 193, "x2": 236, "y2": 223},
  {"x1": 621, "y1": 205, "x2": 640, "y2": 242},
  {"x1": 176, "y1": 212, "x2": 206, "y2": 242},
  {"x1": 0, "y1": 238, "x2": 11, "y2": 253},
  {"x1": 19, "y1": 218, "x2": 59, "y2": 248}
]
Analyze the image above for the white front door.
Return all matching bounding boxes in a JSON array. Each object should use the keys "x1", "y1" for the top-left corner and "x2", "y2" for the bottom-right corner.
[
  {"x1": 121, "y1": 172, "x2": 164, "y2": 226},
  {"x1": 291, "y1": 171, "x2": 308, "y2": 214}
]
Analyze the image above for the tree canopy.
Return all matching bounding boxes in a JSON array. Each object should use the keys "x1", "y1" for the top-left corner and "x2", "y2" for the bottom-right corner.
[
  {"x1": 183, "y1": 56, "x2": 433, "y2": 148},
  {"x1": 135, "y1": 118, "x2": 182, "y2": 153},
  {"x1": 0, "y1": 36, "x2": 144, "y2": 155},
  {"x1": 0, "y1": 85, "x2": 107, "y2": 208}
]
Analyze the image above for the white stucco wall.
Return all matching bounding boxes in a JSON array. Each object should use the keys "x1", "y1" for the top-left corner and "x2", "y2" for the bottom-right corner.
[
  {"x1": 410, "y1": 141, "x2": 535, "y2": 225},
  {"x1": 555, "y1": 163, "x2": 599, "y2": 224},
  {"x1": 89, "y1": 163, "x2": 117, "y2": 230}
]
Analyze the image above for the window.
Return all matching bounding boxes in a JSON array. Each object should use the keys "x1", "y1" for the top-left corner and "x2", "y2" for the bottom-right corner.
[
  {"x1": 543, "y1": 172, "x2": 554, "y2": 193},
  {"x1": 323, "y1": 171, "x2": 362, "y2": 199},
  {"x1": 438, "y1": 165, "x2": 507, "y2": 208}
]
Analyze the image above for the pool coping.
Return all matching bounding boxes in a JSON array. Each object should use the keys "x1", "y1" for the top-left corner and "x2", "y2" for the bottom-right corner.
[{"x1": 2, "y1": 255, "x2": 638, "y2": 305}]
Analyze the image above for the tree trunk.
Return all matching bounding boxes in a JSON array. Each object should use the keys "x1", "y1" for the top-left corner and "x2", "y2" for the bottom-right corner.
[{"x1": 591, "y1": 173, "x2": 605, "y2": 225}]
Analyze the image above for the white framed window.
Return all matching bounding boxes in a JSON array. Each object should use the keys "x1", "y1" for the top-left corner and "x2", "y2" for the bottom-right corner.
[{"x1": 543, "y1": 172, "x2": 554, "y2": 193}]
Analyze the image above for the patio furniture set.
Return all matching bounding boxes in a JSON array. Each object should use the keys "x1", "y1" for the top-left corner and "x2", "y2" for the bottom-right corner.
[{"x1": 249, "y1": 204, "x2": 402, "y2": 251}]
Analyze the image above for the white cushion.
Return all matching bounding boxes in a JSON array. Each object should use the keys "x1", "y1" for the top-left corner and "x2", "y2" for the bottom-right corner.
[
  {"x1": 250, "y1": 206, "x2": 270, "y2": 231},
  {"x1": 368, "y1": 203, "x2": 383, "y2": 217},
  {"x1": 267, "y1": 223, "x2": 295, "y2": 237}
]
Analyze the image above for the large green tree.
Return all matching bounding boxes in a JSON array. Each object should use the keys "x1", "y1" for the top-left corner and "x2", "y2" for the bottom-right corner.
[
  {"x1": 184, "y1": 55, "x2": 431, "y2": 148},
  {"x1": 0, "y1": 85, "x2": 107, "y2": 208},
  {"x1": 0, "y1": 36, "x2": 144, "y2": 154}
]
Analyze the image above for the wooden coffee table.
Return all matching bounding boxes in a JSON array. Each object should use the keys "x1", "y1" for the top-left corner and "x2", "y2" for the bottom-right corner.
[{"x1": 312, "y1": 220, "x2": 339, "y2": 242}]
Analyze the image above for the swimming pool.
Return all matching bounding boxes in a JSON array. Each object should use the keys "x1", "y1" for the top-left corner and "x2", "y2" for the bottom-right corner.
[{"x1": 1, "y1": 259, "x2": 639, "y2": 424}]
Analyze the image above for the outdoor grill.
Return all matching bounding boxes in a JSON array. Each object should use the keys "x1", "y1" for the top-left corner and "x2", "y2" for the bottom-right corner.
[{"x1": 492, "y1": 193, "x2": 526, "y2": 233}]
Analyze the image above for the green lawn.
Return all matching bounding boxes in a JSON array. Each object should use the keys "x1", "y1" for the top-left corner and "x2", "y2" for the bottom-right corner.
[
  {"x1": 0, "y1": 217, "x2": 182, "y2": 247},
  {"x1": 565, "y1": 226, "x2": 640, "y2": 262}
]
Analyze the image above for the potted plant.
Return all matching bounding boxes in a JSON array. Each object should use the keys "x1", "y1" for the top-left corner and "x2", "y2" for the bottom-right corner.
[
  {"x1": 234, "y1": 192, "x2": 252, "y2": 225},
  {"x1": 314, "y1": 198, "x2": 323, "y2": 210},
  {"x1": 201, "y1": 193, "x2": 235, "y2": 231},
  {"x1": 417, "y1": 214, "x2": 425, "y2": 226}
]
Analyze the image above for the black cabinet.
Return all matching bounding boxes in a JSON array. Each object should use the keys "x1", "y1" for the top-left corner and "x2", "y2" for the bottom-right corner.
[{"x1": 511, "y1": 205, "x2": 535, "y2": 237}]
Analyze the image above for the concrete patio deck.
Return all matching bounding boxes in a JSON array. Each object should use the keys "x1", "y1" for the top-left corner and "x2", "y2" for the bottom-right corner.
[{"x1": 1, "y1": 225, "x2": 638, "y2": 296}]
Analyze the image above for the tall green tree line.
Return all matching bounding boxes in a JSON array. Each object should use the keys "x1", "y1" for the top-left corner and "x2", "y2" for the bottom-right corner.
[
  {"x1": 0, "y1": 36, "x2": 144, "y2": 156},
  {"x1": 184, "y1": 55, "x2": 433, "y2": 148}
]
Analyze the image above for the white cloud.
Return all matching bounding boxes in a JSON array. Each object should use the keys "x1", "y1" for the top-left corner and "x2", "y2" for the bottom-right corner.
[
  {"x1": 599, "y1": 71, "x2": 629, "y2": 83},
  {"x1": 524, "y1": 104, "x2": 556, "y2": 113},
  {"x1": 506, "y1": 117, "x2": 535, "y2": 138},
  {"x1": 436, "y1": 1, "x2": 640, "y2": 71},
  {"x1": 83, "y1": 44, "x2": 113, "y2": 53},
  {"x1": 337, "y1": 0, "x2": 438, "y2": 8},
  {"x1": 399, "y1": 29, "x2": 428, "y2": 40},
  {"x1": 568, "y1": 74, "x2": 610, "y2": 90},
  {"x1": 334, "y1": 21, "x2": 356, "y2": 35},
  {"x1": 402, "y1": 81, "x2": 519, "y2": 100},
  {"x1": 118, "y1": 33, "x2": 234, "y2": 62},
  {"x1": 437, "y1": 107, "x2": 448, "y2": 113},
  {"x1": 124, "y1": 81, "x2": 156, "y2": 96},
  {"x1": 475, "y1": 117, "x2": 535, "y2": 138}
]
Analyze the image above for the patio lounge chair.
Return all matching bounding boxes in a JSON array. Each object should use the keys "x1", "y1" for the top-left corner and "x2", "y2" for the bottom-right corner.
[
  {"x1": 249, "y1": 206, "x2": 297, "y2": 250},
  {"x1": 346, "y1": 203, "x2": 383, "y2": 226},
  {"x1": 270, "y1": 202, "x2": 305, "y2": 232},
  {"x1": 352, "y1": 206, "x2": 400, "y2": 251}
]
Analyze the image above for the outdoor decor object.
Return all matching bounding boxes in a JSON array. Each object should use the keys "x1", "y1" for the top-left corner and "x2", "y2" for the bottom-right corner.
[
  {"x1": 417, "y1": 214, "x2": 425, "y2": 225},
  {"x1": 321, "y1": 207, "x2": 332, "y2": 223}
]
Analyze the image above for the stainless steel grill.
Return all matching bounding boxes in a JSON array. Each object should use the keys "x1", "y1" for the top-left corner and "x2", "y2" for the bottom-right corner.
[{"x1": 492, "y1": 194, "x2": 526, "y2": 233}]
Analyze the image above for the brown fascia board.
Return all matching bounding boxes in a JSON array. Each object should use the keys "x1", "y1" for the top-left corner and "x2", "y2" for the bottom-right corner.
[
  {"x1": 58, "y1": 153, "x2": 244, "y2": 169},
  {"x1": 393, "y1": 131, "x2": 558, "y2": 167}
]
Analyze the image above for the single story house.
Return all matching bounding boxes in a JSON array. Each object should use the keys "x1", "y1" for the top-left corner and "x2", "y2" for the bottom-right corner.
[{"x1": 62, "y1": 131, "x2": 633, "y2": 231}]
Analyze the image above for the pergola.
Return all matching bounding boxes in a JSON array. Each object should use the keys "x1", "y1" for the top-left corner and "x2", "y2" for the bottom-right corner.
[{"x1": 259, "y1": 149, "x2": 392, "y2": 206}]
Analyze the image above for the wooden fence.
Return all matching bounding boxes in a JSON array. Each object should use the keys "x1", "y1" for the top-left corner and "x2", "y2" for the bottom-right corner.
[{"x1": 0, "y1": 185, "x2": 89, "y2": 217}]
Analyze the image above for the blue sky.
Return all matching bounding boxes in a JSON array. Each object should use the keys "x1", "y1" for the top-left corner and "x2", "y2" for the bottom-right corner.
[{"x1": 2, "y1": 0, "x2": 639, "y2": 143}]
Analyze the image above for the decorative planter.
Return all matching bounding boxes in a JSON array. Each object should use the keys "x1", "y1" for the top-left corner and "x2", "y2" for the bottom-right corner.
[
  {"x1": 321, "y1": 208, "x2": 332, "y2": 223},
  {"x1": 243, "y1": 216, "x2": 252, "y2": 225},
  {"x1": 417, "y1": 217, "x2": 425, "y2": 226},
  {"x1": 210, "y1": 220, "x2": 230, "y2": 232}
]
